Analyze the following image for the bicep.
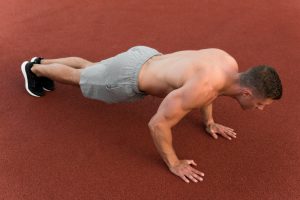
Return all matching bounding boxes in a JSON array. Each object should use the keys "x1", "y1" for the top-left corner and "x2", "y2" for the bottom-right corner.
[
  {"x1": 150, "y1": 91, "x2": 191, "y2": 128},
  {"x1": 150, "y1": 82, "x2": 206, "y2": 128}
]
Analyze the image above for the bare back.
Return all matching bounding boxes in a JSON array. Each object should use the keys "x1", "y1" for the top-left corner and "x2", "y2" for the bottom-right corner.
[{"x1": 138, "y1": 48, "x2": 238, "y2": 99}]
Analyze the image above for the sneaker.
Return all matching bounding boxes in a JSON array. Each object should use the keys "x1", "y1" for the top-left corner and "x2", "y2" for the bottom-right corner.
[
  {"x1": 30, "y1": 57, "x2": 44, "y2": 64},
  {"x1": 21, "y1": 61, "x2": 44, "y2": 97},
  {"x1": 31, "y1": 57, "x2": 55, "y2": 91}
]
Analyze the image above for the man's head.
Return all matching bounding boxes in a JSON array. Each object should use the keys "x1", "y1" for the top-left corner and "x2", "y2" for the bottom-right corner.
[{"x1": 237, "y1": 65, "x2": 282, "y2": 110}]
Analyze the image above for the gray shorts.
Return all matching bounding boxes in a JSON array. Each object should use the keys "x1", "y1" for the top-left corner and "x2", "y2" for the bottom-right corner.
[{"x1": 80, "y1": 46, "x2": 161, "y2": 104}]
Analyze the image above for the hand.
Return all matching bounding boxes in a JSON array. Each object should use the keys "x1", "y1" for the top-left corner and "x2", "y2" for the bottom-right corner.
[
  {"x1": 169, "y1": 160, "x2": 205, "y2": 183},
  {"x1": 206, "y1": 123, "x2": 237, "y2": 140}
]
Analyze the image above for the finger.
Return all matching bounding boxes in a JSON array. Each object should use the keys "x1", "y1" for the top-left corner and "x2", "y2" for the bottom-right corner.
[
  {"x1": 226, "y1": 129, "x2": 237, "y2": 136},
  {"x1": 180, "y1": 175, "x2": 190, "y2": 183},
  {"x1": 221, "y1": 126, "x2": 234, "y2": 132},
  {"x1": 225, "y1": 131, "x2": 237, "y2": 138},
  {"x1": 220, "y1": 132, "x2": 232, "y2": 140},
  {"x1": 187, "y1": 174, "x2": 199, "y2": 183},
  {"x1": 231, "y1": 131, "x2": 237, "y2": 136},
  {"x1": 206, "y1": 128, "x2": 218, "y2": 139},
  {"x1": 226, "y1": 127, "x2": 234, "y2": 131},
  {"x1": 228, "y1": 130, "x2": 237, "y2": 136},
  {"x1": 210, "y1": 132, "x2": 218, "y2": 139},
  {"x1": 191, "y1": 168, "x2": 205, "y2": 177},
  {"x1": 186, "y1": 160, "x2": 197, "y2": 166},
  {"x1": 226, "y1": 136, "x2": 232, "y2": 140},
  {"x1": 192, "y1": 173, "x2": 204, "y2": 182}
]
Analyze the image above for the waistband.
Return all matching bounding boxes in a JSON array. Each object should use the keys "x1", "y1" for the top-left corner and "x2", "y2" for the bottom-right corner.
[{"x1": 131, "y1": 46, "x2": 162, "y2": 94}]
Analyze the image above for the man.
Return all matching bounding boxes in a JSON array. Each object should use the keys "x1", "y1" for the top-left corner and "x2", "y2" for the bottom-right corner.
[{"x1": 21, "y1": 46, "x2": 282, "y2": 183}]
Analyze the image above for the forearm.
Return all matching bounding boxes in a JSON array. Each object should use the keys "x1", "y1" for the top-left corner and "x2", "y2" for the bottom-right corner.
[
  {"x1": 149, "y1": 124, "x2": 179, "y2": 168},
  {"x1": 200, "y1": 104, "x2": 214, "y2": 126}
]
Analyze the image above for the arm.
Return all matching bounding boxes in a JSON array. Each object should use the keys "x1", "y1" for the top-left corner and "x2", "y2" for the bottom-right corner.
[
  {"x1": 148, "y1": 79, "x2": 208, "y2": 183},
  {"x1": 200, "y1": 103, "x2": 214, "y2": 126},
  {"x1": 148, "y1": 91, "x2": 190, "y2": 168}
]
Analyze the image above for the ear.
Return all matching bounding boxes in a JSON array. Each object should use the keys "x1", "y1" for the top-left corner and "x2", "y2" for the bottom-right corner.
[{"x1": 241, "y1": 88, "x2": 253, "y2": 97}]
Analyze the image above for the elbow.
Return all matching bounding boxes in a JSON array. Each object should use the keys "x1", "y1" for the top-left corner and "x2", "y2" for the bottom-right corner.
[
  {"x1": 148, "y1": 120, "x2": 171, "y2": 135},
  {"x1": 148, "y1": 120, "x2": 164, "y2": 133},
  {"x1": 148, "y1": 121, "x2": 158, "y2": 132}
]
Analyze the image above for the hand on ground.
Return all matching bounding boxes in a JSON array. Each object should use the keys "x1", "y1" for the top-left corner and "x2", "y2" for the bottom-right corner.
[
  {"x1": 206, "y1": 123, "x2": 237, "y2": 140},
  {"x1": 169, "y1": 160, "x2": 205, "y2": 183}
]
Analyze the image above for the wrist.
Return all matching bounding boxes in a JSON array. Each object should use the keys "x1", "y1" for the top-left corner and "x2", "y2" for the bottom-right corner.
[
  {"x1": 166, "y1": 157, "x2": 180, "y2": 169},
  {"x1": 204, "y1": 120, "x2": 214, "y2": 127}
]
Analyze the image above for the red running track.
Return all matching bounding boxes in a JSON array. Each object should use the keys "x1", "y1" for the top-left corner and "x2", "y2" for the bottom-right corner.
[{"x1": 0, "y1": 0, "x2": 299, "y2": 199}]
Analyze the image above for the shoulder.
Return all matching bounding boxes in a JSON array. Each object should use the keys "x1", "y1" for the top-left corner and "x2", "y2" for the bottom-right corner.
[
  {"x1": 160, "y1": 76, "x2": 216, "y2": 111},
  {"x1": 150, "y1": 78, "x2": 215, "y2": 127},
  {"x1": 180, "y1": 76, "x2": 217, "y2": 108},
  {"x1": 201, "y1": 48, "x2": 239, "y2": 72}
]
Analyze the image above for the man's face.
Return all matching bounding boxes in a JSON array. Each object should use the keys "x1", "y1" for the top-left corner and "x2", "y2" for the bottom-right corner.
[{"x1": 238, "y1": 93, "x2": 273, "y2": 110}]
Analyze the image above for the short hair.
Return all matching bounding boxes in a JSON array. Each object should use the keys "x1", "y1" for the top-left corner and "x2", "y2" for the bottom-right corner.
[{"x1": 240, "y1": 65, "x2": 282, "y2": 100}]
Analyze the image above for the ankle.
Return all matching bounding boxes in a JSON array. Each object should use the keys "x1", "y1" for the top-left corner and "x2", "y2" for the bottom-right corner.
[
  {"x1": 40, "y1": 59, "x2": 47, "y2": 64},
  {"x1": 31, "y1": 65, "x2": 42, "y2": 77}
]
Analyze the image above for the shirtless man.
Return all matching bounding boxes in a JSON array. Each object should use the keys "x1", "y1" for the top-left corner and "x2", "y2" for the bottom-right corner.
[{"x1": 21, "y1": 46, "x2": 282, "y2": 183}]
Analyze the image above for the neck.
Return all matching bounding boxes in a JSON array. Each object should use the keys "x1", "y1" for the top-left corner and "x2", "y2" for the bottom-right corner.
[{"x1": 218, "y1": 73, "x2": 243, "y2": 98}]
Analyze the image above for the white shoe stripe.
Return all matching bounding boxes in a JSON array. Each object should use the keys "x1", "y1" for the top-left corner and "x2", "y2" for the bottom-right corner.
[
  {"x1": 21, "y1": 61, "x2": 41, "y2": 97},
  {"x1": 30, "y1": 57, "x2": 38, "y2": 63}
]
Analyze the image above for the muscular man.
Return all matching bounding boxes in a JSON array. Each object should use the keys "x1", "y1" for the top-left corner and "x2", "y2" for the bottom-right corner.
[{"x1": 21, "y1": 46, "x2": 282, "y2": 183}]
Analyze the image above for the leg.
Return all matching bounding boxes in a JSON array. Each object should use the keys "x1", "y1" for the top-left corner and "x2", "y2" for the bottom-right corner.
[
  {"x1": 31, "y1": 63, "x2": 81, "y2": 85},
  {"x1": 41, "y1": 57, "x2": 94, "y2": 69}
]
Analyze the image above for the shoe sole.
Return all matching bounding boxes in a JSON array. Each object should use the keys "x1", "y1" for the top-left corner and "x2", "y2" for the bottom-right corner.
[
  {"x1": 43, "y1": 87, "x2": 53, "y2": 92},
  {"x1": 21, "y1": 61, "x2": 41, "y2": 97}
]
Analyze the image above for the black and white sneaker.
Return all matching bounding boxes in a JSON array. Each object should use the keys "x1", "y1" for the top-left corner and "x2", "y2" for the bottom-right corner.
[
  {"x1": 31, "y1": 57, "x2": 55, "y2": 91},
  {"x1": 30, "y1": 57, "x2": 44, "y2": 65},
  {"x1": 21, "y1": 61, "x2": 44, "y2": 97}
]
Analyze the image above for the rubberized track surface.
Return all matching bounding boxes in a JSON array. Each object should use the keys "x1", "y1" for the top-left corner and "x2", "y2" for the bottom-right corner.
[{"x1": 0, "y1": 1, "x2": 299, "y2": 199}]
